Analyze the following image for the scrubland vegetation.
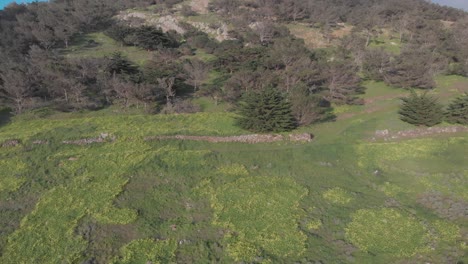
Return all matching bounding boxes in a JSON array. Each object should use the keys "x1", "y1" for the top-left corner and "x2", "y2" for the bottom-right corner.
[{"x1": 0, "y1": 0, "x2": 467, "y2": 263}]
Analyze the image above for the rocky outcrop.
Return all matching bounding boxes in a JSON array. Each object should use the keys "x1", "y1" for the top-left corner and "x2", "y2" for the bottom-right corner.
[
  {"x1": 186, "y1": 21, "x2": 234, "y2": 42},
  {"x1": 116, "y1": 10, "x2": 235, "y2": 42},
  {"x1": 145, "y1": 133, "x2": 313, "y2": 143},
  {"x1": 1, "y1": 139, "x2": 20, "y2": 147},
  {"x1": 190, "y1": 0, "x2": 210, "y2": 14},
  {"x1": 289, "y1": 133, "x2": 314, "y2": 142},
  {"x1": 372, "y1": 126, "x2": 468, "y2": 141},
  {"x1": 116, "y1": 12, "x2": 186, "y2": 34},
  {"x1": 156, "y1": 15, "x2": 187, "y2": 34},
  {"x1": 2, "y1": 133, "x2": 312, "y2": 148},
  {"x1": 32, "y1": 140, "x2": 48, "y2": 145},
  {"x1": 62, "y1": 133, "x2": 115, "y2": 146}
]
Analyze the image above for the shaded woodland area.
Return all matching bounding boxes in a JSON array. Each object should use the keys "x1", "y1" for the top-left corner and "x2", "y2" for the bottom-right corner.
[{"x1": 0, "y1": 0, "x2": 467, "y2": 126}]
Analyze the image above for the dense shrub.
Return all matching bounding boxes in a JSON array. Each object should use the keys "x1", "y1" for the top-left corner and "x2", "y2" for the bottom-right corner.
[
  {"x1": 106, "y1": 24, "x2": 179, "y2": 50},
  {"x1": 237, "y1": 88, "x2": 297, "y2": 132},
  {"x1": 399, "y1": 91, "x2": 444, "y2": 126},
  {"x1": 445, "y1": 93, "x2": 468, "y2": 125}
]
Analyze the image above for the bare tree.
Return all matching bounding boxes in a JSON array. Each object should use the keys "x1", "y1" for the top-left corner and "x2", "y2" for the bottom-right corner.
[
  {"x1": 224, "y1": 70, "x2": 261, "y2": 100},
  {"x1": 269, "y1": 38, "x2": 308, "y2": 70},
  {"x1": 157, "y1": 77, "x2": 176, "y2": 107},
  {"x1": 210, "y1": 0, "x2": 240, "y2": 15},
  {"x1": 66, "y1": 81, "x2": 87, "y2": 105},
  {"x1": 156, "y1": 48, "x2": 180, "y2": 65},
  {"x1": 392, "y1": 13, "x2": 411, "y2": 42},
  {"x1": 282, "y1": 57, "x2": 320, "y2": 93},
  {"x1": 105, "y1": 76, "x2": 136, "y2": 108},
  {"x1": 325, "y1": 62, "x2": 363, "y2": 104},
  {"x1": 252, "y1": 21, "x2": 275, "y2": 44},
  {"x1": 290, "y1": 85, "x2": 332, "y2": 126},
  {"x1": 183, "y1": 59, "x2": 209, "y2": 92},
  {"x1": 15, "y1": 6, "x2": 57, "y2": 50},
  {"x1": 0, "y1": 67, "x2": 33, "y2": 114},
  {"x1": 133, "y1": 83, "x2": 154, "y2": 110},
  {"x1": 362, "y1": 49, "x2": 392, "y2": 81},
  {"x1": 281, "y1": 0, "x2": 307, "y2": 21}
]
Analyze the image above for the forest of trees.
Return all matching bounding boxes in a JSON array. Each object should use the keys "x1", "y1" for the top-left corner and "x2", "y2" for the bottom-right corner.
[{"x1": 0, "y1": 0, "x2": 467, "y2": 128}]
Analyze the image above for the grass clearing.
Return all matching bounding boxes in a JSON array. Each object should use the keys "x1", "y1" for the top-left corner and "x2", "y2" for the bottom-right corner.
[
  {"x1": 0, "y1": 77, "x2": 467, "y2": 263},
  {"x1": 63, "y1": 32, "x2": 151, "y2": 65},
  {"x1": 0, "y1": 112, "x2": 243, "y2": 142},
  {"x1": 369, "y1": 36, "x2": 402, "y2": 54}
]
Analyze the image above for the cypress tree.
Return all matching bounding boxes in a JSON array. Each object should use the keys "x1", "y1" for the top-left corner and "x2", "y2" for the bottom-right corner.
[
  {"x1": 398, "y1": 90, "x2": 443, "y2": 127},
  {"x1": 445, "y1": 93, "x2": 468, "y2": 125},
  {"x1": 237, "y1": 88, "x2": 297, "y2": 132}
]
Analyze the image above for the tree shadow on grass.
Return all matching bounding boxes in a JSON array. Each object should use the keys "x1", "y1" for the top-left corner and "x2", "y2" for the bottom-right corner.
[{"x1": 0, "y1": 108, "x2": 12, "y2": 128}]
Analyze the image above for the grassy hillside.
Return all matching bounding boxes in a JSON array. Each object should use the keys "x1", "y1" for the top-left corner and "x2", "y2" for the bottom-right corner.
[
  {"x1": 0, "y1": 79, "x2": 467, "y2": 263},
  {"x1": 63, "y1": 32, "x2": 151, "y2": 65}
]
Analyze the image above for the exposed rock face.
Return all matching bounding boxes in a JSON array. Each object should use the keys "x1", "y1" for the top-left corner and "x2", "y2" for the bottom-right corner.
[
  {"x1": 116, "y1": 12, "x2": 186, "y2": 34},
  {"x1": 116, "y1": 11, "x2": 235, "y2": 42},
  {"x1": 186, "y1": 21, "x2": 234, "y2": 42},
  {"x1": 156, "y1": 15, "x2": 187, "y2": 34},
  {"x1": 190, "y1": 0, "x2": 210, "y2": 14}
]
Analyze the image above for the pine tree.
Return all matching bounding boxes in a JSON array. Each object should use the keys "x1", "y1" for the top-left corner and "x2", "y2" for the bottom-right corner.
[
  {"x1": 237, "y1": 88, "x2": 297, "y2": 132},
  {"x1": 445, "y1": 93, "x2": 468, "y2": 125},
  {"x1": 398, "y1": 90, "x2": 443, "y2": 127}
]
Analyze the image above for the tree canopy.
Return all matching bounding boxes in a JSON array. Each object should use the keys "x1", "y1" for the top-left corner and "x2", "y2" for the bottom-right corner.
[
  {"x1": 399, "y1": 91, "x2": 444, "y2": 127},
  {"x1": 445, "y1": 93, "x2": 468, "y2": 125},
  {"x1": 237, "y1": 88, "x2": 297, "y2": 132}
]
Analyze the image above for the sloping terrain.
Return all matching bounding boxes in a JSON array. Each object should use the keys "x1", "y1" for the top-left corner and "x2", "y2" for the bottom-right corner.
[
  {"x1": 0, "y1": 78, "x2": 467, "y2": 263},
  {"x1": 1, "y1": 0, "x2": 468, "y2": 263}
]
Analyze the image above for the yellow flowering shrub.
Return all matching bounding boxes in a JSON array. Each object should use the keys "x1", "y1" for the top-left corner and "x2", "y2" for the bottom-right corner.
[
  {"x1": 323, "y1": 187, "x2": 353, "y2": 205},
  {"x1": 346, "y1": 208, "x2": 429, "y2": 257},
  {"x1": 217, "y1": 164, "x2": 249, "y2": 176}
]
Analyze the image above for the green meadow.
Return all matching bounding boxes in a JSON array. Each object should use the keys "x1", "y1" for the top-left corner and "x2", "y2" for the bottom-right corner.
[{"x1": 0, "y1": 77, "x2": 467, "y2": 263}]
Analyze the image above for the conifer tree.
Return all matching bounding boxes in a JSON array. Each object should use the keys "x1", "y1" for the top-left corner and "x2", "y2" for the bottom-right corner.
[
  {"x1": 445, "y1": 93, "x2": 468, "y2": 125},
  {"x1": 237, "y1": 88, "x2": 297, "y2": 132},
  {"x1": 398, "y1": 90, "x2": 443, "y2": 127}
]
